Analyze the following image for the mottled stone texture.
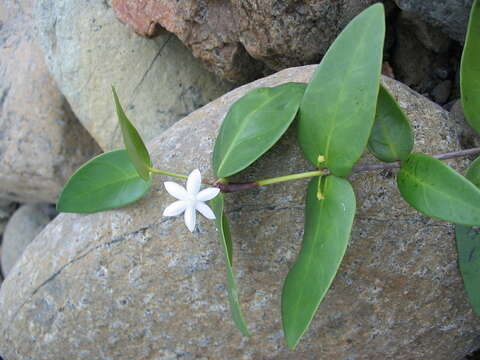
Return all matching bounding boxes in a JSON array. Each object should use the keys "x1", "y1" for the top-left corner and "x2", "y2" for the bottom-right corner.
[
  {"x1": 450, "y1": 100, "x2": 480, "y2": 150},
  {"x1": 112, "y1": 0, "x2": 377, "y2": 82},
  {"x1": 394, "y1": 0, "x2": 474, "y2": 42},
  {"x1": 34, "y1": 0, "x2": 233, "y2": 151},
  {"x1": 0, "y1": 0, "x2": 101, "y2": 202},
  {"x1": 1, "y1": 204, "x2": 52, "y2": 275},
  {"x1": 391, "y1": 11, "x2": 452, "y2": 96},
  {"x1": 1, "y1": 67, "x2": 479, "y2": 359}
]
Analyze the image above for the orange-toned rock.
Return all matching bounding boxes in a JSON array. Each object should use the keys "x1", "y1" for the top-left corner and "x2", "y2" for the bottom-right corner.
[{"x1": 112, "y1": 0, "x2": 378, "y2": 82}]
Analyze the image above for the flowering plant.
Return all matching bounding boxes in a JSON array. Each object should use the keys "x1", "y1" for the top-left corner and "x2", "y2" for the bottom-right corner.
[{"x1": 57, "y1": 1, "x2": 480, "y2": 348}]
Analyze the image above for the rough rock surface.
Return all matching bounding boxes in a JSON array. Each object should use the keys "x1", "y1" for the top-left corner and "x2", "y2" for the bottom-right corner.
[
  {"x1": 0, "y1": 0, "x2": 101, "y2": 203},
  {"x1": 0, "y1": 0, "x2": 33, "y2": 22},
  {"x1": 1, "y1": 204, "x2": 52, "y2": 276},
  {"x1": 393, "y1": 0, "x2": 474, "y2": 42},
  {"x1": 392, "y1": 11, "x2": 451, "y2": 97},
  {"x1": 34, "y1": 0, "x2": 233, "y2": 151},
  {"x1": 1, "y1": 66, "x2": 479, "y2": 359},
  {"x1": 112, "y1": 0, "x2": 377, "y2": 82},
  {"x1": 450, "y1": 99, "x2": 480, "y2": 149}
]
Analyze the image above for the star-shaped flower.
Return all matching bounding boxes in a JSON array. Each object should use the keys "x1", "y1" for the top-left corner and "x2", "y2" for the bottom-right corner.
[{"x1": 163, "y1": 169, "x2": 220, "y2": 232}]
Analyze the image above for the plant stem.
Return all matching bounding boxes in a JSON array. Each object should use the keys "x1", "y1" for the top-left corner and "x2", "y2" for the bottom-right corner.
[
  {"x1": 256, "y1": 170, "x2": 325, "y2": 186},
  {"x1": 148, "y1": 167, "x2": 188, "y2": 179},
  {"x1": 211, "y1": 170, "x2": 325, "y2": 193},
  {"x1": 218, "y1": 147, "x2": 480, "y2": 192},
  {"x1": 351, "y1": 147, "x2": 480, "y2": 173},
  {"x1": 149, "y1": 147, "x2": 480, "y2": 193}
]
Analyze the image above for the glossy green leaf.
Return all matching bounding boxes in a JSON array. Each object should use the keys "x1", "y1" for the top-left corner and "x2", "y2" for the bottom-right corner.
[
  {"x1": 456, "y1": 225, "x2": 480, "y2": 315},
  {"x1": 282, "y1": 176, "x2": 356, "y2": 349},
  {"x1": 213, "y1": 82, "x2": 307, "y2": 178},
  {"x1": 368, "y1": 85, "x2": 413, "y2": 162},
  {"x1": 298, "y1": 4, "x2": 385, "y2": 176},
  {"x1": 210, "y1": 194, "x2": 250, "y2": 336},
  {"x1": 397, "y1": 153, "x2": 480, "y2": 226},
  {"x1": 57, "y1": 150, "x2": 151, "y2": 213},
  {"x1": 461, "y1": 0, "x2": 480, "y2": 134},
  {"x1": 456, "y1": 156, "x2": 480, "y2": 315},
  {"x1": 112, "y1": 86, "x2": 151, "y2": 180}
]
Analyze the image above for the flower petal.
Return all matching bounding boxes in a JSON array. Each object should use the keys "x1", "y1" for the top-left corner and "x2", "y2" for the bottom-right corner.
[
  {"x1": 184, "y1": 205, "x2": 196, "y2": 232},
  {"x1": 164, "y1": 181, "x2": 189, "y2": 200},
  {"x1": 163, "y1": 201, "x2": 187, "y2": 216},
  {"x1": 187, "y1": 169, "x2": 202, "y2": 195},
  {"x1": 196, "y1": 187, "x2": 220, "y2": 202},
  {"x1": 196, "y1": 202, "x2": 216, "y2": 220}
]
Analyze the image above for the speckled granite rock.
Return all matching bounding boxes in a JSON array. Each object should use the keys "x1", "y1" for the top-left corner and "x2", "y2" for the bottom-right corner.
[
  {"x1": 450, "y1": 99, "x2": 480, "y2": 149},
  {"x1": 0, "y1": 0, "x2": 101, "y2": 203},
  {"x1": 112, "y1": 0, "x2": 377, "y2": 82},
  {"x1": 0, "y1": 0, "x2": 33, "y2": 22},
  {"x1": 1, "y1": 66, "x2": 479, "y2": 359},
  {"x1": 1, "y1": 204, "x2": 52, "y2": 276},
  {"x1": 34, "y1": 0, "x2": 233, "y2": 151}
]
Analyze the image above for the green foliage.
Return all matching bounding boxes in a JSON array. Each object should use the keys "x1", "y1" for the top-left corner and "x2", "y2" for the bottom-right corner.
[
  {"x1": 456, "y1": 157, "x2": 480, "y2": 315},
  {"x1": 298, "y1": 3, "x2": 385, "y2": 176},
  {"x1": 456, "y1": 225, "x2": 480, "y2": 315},
  {"x1": 466, "y1": 156, "x2": 480, "y2": 188},
  {"x1": 368, "y1": 85, "x2": 413, "y2": 162},
  {"x1": 461, "y1": 0, "x2": 480, "y2": 134},
  {"x1": 112, "y1": 86, "x2": 152, "y2": 180},
  {"x1": 57, "y1": 150, "x2": 151, "y2": 213},
  {"x1": 397, "y1": 154, "x2": 480, "y2": 226},
  {"x1": 213, "y1": 83, "x2": 306, "y2": 178},
  {"x1": 210, "y1": 194, "x2": 250, "y2": 336},
  {"x1": 282, "y1": 176, "x2": 356, "y2": 349}
]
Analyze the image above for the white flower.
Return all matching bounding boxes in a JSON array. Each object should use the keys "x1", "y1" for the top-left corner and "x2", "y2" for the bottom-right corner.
[{"x1": 163, "y1": 169, "x2": 220, "y2": 232}]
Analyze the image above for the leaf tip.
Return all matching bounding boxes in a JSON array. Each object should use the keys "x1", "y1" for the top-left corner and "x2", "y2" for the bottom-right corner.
[
  {"x1": 241, "y1": 328, "x2": 252, "y2": 337},
  {"x1": 111, "y1": 85, "x2": 118, "y2": 98},
  {"x1": 284, "y1": 329, "x2": 301, "y2": 350}
]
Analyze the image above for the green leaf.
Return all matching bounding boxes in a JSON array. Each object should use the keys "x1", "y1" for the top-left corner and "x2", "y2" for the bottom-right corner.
[
  {"x1": 282, "y1": 176, "x2": 356, "y2": 349},
  {"x1": 456, "y1": 156, "x2": 480, "y2": 315},
  {"x1": 465, "y1": 155, "x2": 480, "y2": 188},
  {"x1": 210, "y1": 194, "x2": 250, "y2": 336},
  {"x1": 456, "y1": 225, "x2": 480, "y2": 315},
  {"x1": 298, "y1": 4, "x2": 385, "y2": 176},
  {"x1": 368, "y1": 85, "x2": 414, "y2": 162},
  {"x1": 397, "y1": 153, "x2": 480, "y2": 226},
  {"x1": 461, "y1": 0, "x2": 480, "y2": 134},
  {"x1": 112, "y1": 86, "x2": 151, "y2": 180},
  {"x1": 213, "y1": 82, "x2": 307, "y2": 178},
  {"x1": 57, "y1": 150, "x2": 151, "y2": 213}
]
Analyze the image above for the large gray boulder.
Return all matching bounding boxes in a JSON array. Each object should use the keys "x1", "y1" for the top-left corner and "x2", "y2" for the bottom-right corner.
[
  {"x1": 0, "y1": 199, "x2": 17, "y2": 238},
  {"x1": 34, "y1": 0, "x2": 234, "y2": 151},
  {"x1": 0, "y1": 0, "x2": 101, "y2": 203},
  {"x1": 1, "y1": 204, "x2": 52, "y2": 276},
  {"x1": 394, "y1": 0, "x2": 474, "y2": 42},
  {"x1": 0, "y1": 66, "x2": 479, "y2": 359}
]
